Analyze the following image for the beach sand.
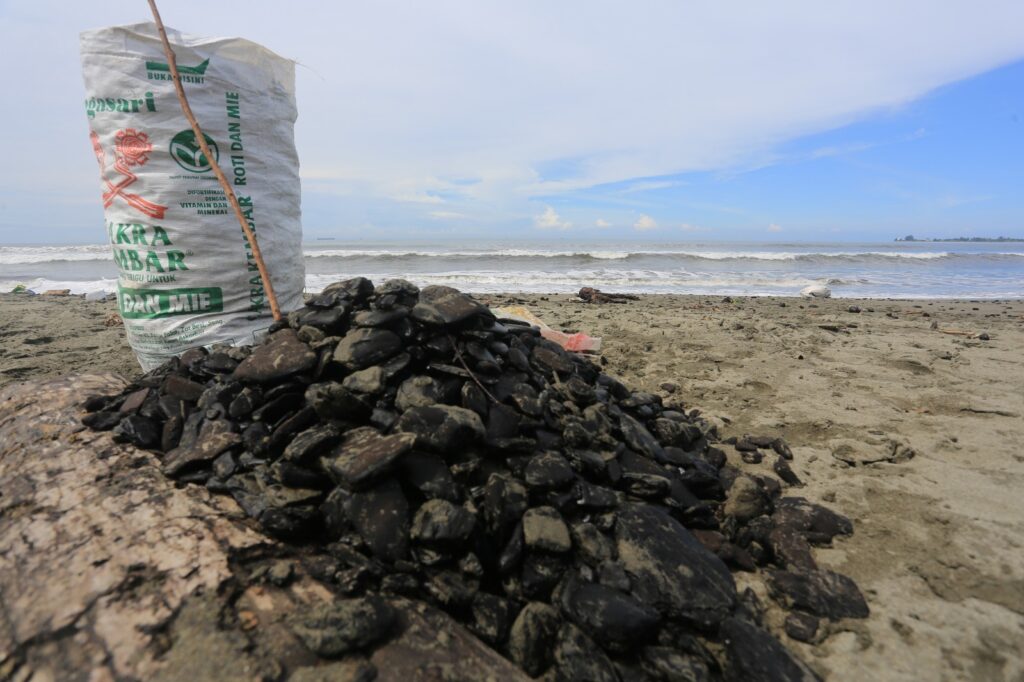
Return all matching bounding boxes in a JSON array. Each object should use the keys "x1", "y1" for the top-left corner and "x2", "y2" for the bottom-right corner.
[{"x1": 1, "y1": 291, "x2": 1022, "y2": 680}]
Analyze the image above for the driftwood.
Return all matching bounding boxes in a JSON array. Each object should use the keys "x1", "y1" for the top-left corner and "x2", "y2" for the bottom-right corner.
[
  {"x1": 0, "y1": 374, "x2": 527, "y2": 681},
  {"x1": 577, "y1": 287, "x2": 640, "y2": 304}
]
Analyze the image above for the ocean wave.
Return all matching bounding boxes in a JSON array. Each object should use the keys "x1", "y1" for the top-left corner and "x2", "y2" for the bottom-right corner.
[
  {"x1": 300, "y1": 248, "x2": 1024, "y2": 264},
  {"x1": 0, "y1": 245, "x2": 111, "y2": 264},
  {"x1": 4, "y1": 243, "x2": 1024, "y2": 266}
]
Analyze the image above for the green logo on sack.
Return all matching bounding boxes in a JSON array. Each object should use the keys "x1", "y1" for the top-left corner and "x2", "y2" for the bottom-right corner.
[
  {"x1": 145, "y1": 58, "x2": 210, "y2": 75},
  {"x1": 146, "y1": 58, "x2": 209, "y2": 83},
  {"x1": 170, "y1": 129, "x2": 219, "y2": 172},
  {"x1": 118, "y1": 286, "x2": 223, "y2": 319}
]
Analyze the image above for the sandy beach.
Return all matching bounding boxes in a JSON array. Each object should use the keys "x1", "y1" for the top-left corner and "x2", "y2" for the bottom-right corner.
[{"x1": 1, "y1": 291, "x2": 1021, "y2": 681}]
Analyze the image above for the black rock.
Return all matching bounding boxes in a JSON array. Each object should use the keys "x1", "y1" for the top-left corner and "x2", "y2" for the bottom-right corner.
[
  {"x1": 393, "y1": 404, "x2": 484, "y2": 453},
  {"x1": 411, "y1": 285, "x2": 489, "y2": 326},
  {"x1": 772, "y1": 497, "x2": 853, "y2": 544},
  {"x1": 289, "y1": 595, "x2": 396, "y2": 658},
  {"x1": 719, "y1": 616, "x2": 820, "y2": 682},
  {"x1": 333, "y1": 327, "x2": 402, "y2": 370},
  {"x1": 82, "y1": 410, "x2": 123, "y2": 431},
  {"x1": 162, "y1": 422, "x2": 241, "y2": 477},
  {"x1": 552, "y1": 623, "x2": 619, "y2": 682},
  {"x1": 111, "y1": 415, "x2": 160, "y2": 449},
  {"x1": 561, "y1": 580, "x2": 661, "y2": 652},
  {"x1": 322, "y1": 427, "x2": 417, "y2": 489},
  {"x1": 508, "y1": 602, "x2": 561, "y2": 677},
  {"x1": 522, "y1": 506, "x2": 572, "y2": 553},
  {"x1": 524, "y1": 452, "x2": 575, "y2": 491},
  {"x1": 400, "y1": 451, "x2": 458, "y2": 501},
  {"x1": 410, "y1": 499, "x2": 476, "y2": 546},
  {"x1": 232, "y1": 329, "x2": 316, "y2": 384},
  {"x1": 343, "y1": 478, "x2": 410, "y2": 562},
  {"x1": 468, "y1": 592, "x2": 514, "y2": 645},
  {"x1": 784, "y1": 612, "x2": 821, "y2": 643},
  {"x1": 766, "y1": 569, "x2": 869, "y2": 619},
  {"x1": 614, "y1": 505, "x2": 736, "y2": 627},
  {"x1": 640, "y1": 646, "x2": 713, "y2": 682}
]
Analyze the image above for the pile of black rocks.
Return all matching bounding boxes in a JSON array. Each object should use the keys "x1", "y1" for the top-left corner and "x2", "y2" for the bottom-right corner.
[{"x1": 83, "y1": 279, "x2": 868, "y2": 681}]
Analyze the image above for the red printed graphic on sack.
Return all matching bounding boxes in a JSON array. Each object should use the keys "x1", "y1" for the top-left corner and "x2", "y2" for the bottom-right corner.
[{"x1": 91, "y1": 128, "x2": 167, "y2": 219}]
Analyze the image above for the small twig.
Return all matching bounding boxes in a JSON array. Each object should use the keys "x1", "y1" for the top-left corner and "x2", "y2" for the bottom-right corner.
[
  {"x1": 448, "y1": 334, "x2": 498, "y2": 403},
  {"x1": 145, "y1": 0, "x2": 282, "y2": 321}
]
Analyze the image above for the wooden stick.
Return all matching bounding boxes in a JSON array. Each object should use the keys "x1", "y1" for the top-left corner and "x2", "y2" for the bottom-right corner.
[{"x1": 146, "y1": 0, "x2": 282, "y2": 321}]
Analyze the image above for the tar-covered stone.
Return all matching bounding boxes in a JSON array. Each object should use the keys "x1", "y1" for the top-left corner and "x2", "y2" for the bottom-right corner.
[{"x1": 233, "y1": 329, "x2": 316, "y2": 384}]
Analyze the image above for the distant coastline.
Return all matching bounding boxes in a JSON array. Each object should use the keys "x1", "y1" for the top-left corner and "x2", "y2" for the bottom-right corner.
[{"x1": 895, "y1": 235, "x2": 1024, "y2": 242}]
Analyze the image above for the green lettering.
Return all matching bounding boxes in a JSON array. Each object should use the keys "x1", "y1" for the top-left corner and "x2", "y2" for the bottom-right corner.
[
  {"x1": 152, "y1": 226, "x2": 172, "y2": 245},
  {"x1": 144, "y1": 251, "x2": 164, "y2": 272},
  {"x1": 167, "y1": 251, "x2": 188, "y2": 271}
]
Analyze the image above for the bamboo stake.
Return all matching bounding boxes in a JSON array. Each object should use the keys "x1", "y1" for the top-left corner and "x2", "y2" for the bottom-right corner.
[{"x1": 146, "y1": 0, "x2": 282, "y2": 321}]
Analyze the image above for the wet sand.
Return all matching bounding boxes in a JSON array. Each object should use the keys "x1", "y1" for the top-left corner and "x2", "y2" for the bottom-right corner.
[{"x1": 1, "y1": 291, "x2": 1022, "y2": 680}]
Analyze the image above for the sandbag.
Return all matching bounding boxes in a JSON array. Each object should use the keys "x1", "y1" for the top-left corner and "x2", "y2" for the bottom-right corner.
[{"x1": 80, "y1": 22, "x2": 305, "y2": 370}]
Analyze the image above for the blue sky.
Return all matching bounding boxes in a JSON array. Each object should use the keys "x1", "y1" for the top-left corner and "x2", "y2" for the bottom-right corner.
[{"x1": 0, "y1": 1, "x2": 1022, "y2": 243}]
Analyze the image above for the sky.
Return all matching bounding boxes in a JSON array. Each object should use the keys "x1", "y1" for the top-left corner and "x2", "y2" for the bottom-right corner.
[{"x1": 0, "y1": 0, "x2": 1022, "y2": 244}]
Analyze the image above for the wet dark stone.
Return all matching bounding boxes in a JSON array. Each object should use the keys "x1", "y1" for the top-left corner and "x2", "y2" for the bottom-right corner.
[
  {"x1": 468, "y1": 592, "x2": 514, "y2": 645},
  {"x1": 322, "y1": 277, "x2": 375, "y2": 304},
  {"x1": 333, "y1": 328, "x2": 402, "y2": 370},
  {"x1": 773, "y1": 456, "x2": 803, "y2": 486},
  {"x1": 719, "y1": 617, "x2": 820, "y2": 682},
  {"x1": 784, "y1": 612, "x2": 821, "y2": 643},
  {"x1": 772, "y1": 497, "x2": 853, "y2": 544},
  {"x1": 305, "y1": 382, "x2": 373, "y2": 422},
  {"x1": 410, "y1": 499, "x2": 476, "y2": 546},
  {"x1": 561, "y1": 579, "x2": 660, "y2": 652},
  {"x1": 112, "y1": 415, "x2": 160, "y2": 449},
  {"x1": 342, "y1": 366, "x2": 386, "y2": 395},
  {"x1": 160, "y1": 414, "x2": 183, "y2": 452},
  {"x1": 282, "y1": 423, "x2": 342, "y2": 464},
  {"x1": 291, "y1": 305, "x2": 350, "y2": 335},
  {"x1": 619, "y1": 414, "x2": 666, "y2": 460},
  {"x1": 552, "y1": 623, "x2": 619, "y2": 682},
  {"x1": 162, "y1": 374, "x2": 205, "y2": 402},
  {"x1": 343, "y1": 478, "x2": 410, "y2": 562},
  {"x1": 766, "y1": 569, "x2": 869, "y2": 619},
  {"x1": 411, "y1": 285, "x2": 489, "y2": 326},
  {"x1": 508, "y1": 602, "x2": 561, "y2": 677},
  {"x1": 532, "y1": 346, "x2": 574, "y2": 375},
  {"x1": 483, "y1": 473, "x2": 530, "y2": 539},
  {"x1": 772, "y1": 438, "x2": 794, "y2": 460},
  {"x1": 523, "y1": 506, "x2": 572, "y2": 553},
  {"x1": 768, "y1": 526, "x2": 817, "y2": 572},
  {"x1": 203, "y1": 352, "x2": 238, "y2": 373},
  {"x1": 393, "y1": 404, "x2": 485, "y2": 453},
  {"x1": 395, "y1": 375, "x2": 446, "y2": 412},
  {"x1": 640, "y1": 646, "x2": 713, "y2": 682},
  {"x1": 227, "y1": 386, "x2": 263, "y2": 419},
  {"x1": 571, "y1": 523, "x2": 615, "y2": 566},
  {"x1": 162, "y1": 422, "x2": 241, "y2": 477},
  {"x1": 524, "y1": 452, "x2": 575, "y2": 491},
  {"x1": 652, "y1": 418, "x2": 703, "y2": 449},
  {"x1": 82, "y1": 410, "x2": 124, "y2": 431},
  {"x1": 397, "y1": 451, "x2": 457, "y2": 502},
  {"x1": 233, "y1": 329, "x2": 316, "y2": 384},
  {"x1": 322, "y1": 427, "x2": 417, "y2": 489},
  {"x1": 614, "y1": 505, "x2": 736, "y2": 627},
  {"x1": 289, "y1": 595, "x2": 396, "y2": 658}
]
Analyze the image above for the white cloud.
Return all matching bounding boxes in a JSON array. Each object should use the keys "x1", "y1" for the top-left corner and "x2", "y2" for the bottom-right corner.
[
  {"x1": 634, "y1": 214, "x2": 658, "y2": 231},
  {"x1": 429, "y1": 210, "x2": 466, "y2": 220},
  {"x1": 534, "y1": 206, "x2": 572, "y2": 230},
  {"x1": 768, "y1": 223, "x2": 783, "y2": 233},
  {"x1": 679, "y1": 223, "x2": 704, "y2": 233},
  {"x1": 595, "y1": 218, "x2": 611, "y2": 228},
  {"x1": 3, "y1": 0, "x2": 1024, "y2": 239}
]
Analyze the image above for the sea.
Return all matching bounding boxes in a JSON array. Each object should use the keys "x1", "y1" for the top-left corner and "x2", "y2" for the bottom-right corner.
[{"x1": 1, "y1": 241, "x2": 1023, "y2": 299}]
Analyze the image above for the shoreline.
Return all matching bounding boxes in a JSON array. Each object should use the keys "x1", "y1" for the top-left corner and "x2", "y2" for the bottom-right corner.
[{"x1": 1, "y1": 291, "x2": 1022, "y2": 679}]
